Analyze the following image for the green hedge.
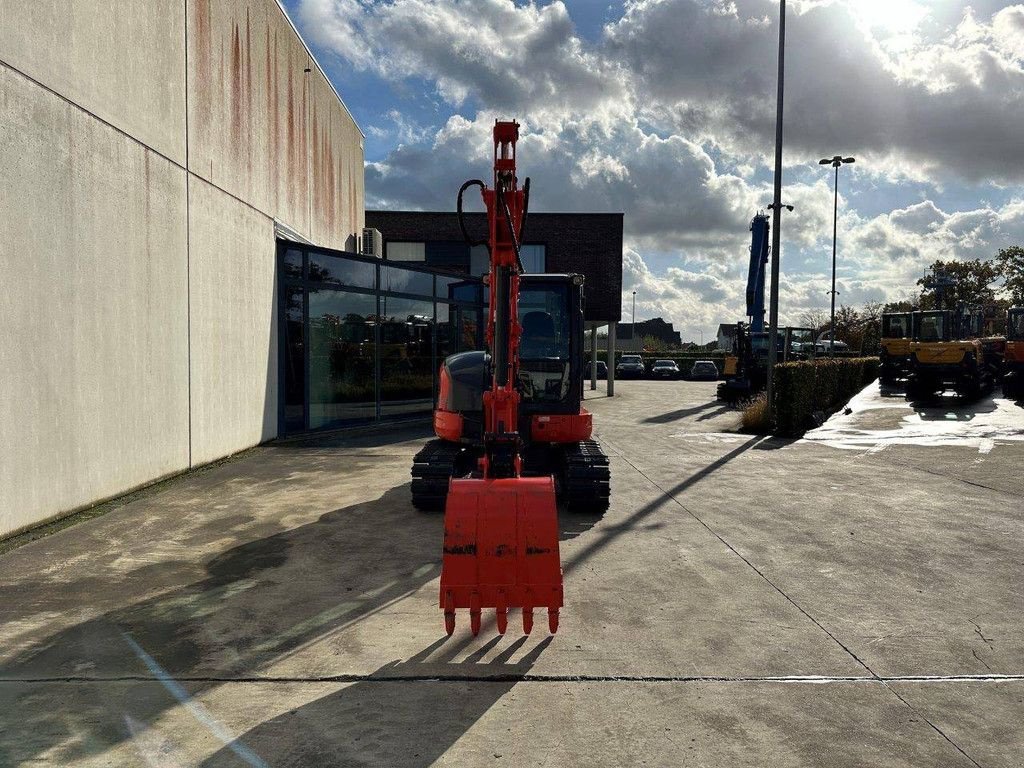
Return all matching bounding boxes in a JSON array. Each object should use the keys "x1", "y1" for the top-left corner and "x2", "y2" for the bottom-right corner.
[{"x1": 772, "y1": 357, "x2": 880, "y2": 437}]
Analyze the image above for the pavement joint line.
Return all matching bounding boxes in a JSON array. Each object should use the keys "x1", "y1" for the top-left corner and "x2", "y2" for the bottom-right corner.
[
  {"x1": 605, "y1": 441, "x2": 880, "y2": 679},
  {"x1": 2, "y1": 674, "x2": 1023, "y2": 685},
  {"x1": 878, "y1": 681, "x2": 984, "y2": 768},
  {"x1": 881, "y1": 456, "x2": 1018, "y2": 498}
]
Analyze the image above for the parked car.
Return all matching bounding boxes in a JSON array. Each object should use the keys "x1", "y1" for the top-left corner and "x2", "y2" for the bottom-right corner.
[
  {"x1": 616, "y1": 354, "x2": 646, "y2": 379},
  {"x1": 650, "y1": 359, "x2": 680, "y2": 379},
  {"x1": 689, "y1": 360, "x2": 719, "y2": 381},
  {"x1": 587, "y1": 360, "x2": 608, "y2": 380},
  {"x1": 814, "y1": 339, "x2": 849, "y2": 354}
]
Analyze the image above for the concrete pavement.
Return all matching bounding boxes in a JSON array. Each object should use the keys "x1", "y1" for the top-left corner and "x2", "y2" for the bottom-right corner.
[{"x1": 1, "y1": 380, "x2": 1022, "y2": 766}]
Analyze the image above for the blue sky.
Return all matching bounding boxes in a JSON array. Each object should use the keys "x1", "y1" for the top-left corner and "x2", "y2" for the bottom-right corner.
[{"x1": 284, "y1": 0, "x2": 1024, "y2": 341}]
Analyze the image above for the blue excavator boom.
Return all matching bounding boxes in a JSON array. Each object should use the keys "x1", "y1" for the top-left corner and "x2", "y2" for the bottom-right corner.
[{"x1": 746, "y1": 213, "x2": 770, "y2": 333}]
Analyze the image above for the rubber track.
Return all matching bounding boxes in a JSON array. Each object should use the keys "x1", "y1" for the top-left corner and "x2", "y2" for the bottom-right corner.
[
  {"x1": 410, "y1": 439, "x2": 464, "y2": 511},
  {"x1": 561, "y1": 440, "x2": 611, "y2": 513}
]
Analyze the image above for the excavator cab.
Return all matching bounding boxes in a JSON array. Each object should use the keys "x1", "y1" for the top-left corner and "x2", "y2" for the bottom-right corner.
[
  {"x1": 880, "y1": 311, "x2": 913, "y2": 385},
  {"x1": 1004, "y1": 307, "x2": 1024, "y2": 398},
  {"x1": 517, "y1": 275, "x2": 586, "y2": 429}
]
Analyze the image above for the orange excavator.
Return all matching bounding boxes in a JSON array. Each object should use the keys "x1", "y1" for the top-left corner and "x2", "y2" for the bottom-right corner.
[{"x1": 411, "y1": 121, "x2": 610, "y2": 636}]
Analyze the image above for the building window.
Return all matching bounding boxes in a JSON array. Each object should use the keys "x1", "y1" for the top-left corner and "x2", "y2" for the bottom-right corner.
[
  {"x1": 279, "y1": 242, "x2": 484, "y2": 435},
  {"x1": 520, "y1": 244, "x2": 546, "y2": 273},
  {"x1": 307, "y1": 288, "x2": 378, "y2": 429},
  {"x1": 469, "y1": 243, "x2": 545, "y2": 275},
  {"x1": 388, "y1": 241, "x2": 425, "y2": 261}
]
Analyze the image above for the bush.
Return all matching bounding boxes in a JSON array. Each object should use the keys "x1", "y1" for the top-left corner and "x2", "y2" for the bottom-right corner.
[
  {"x1": 772, "y1": 357, "x2": 880, "y2": 437},
  {"x1": 742, "y1": 393, "x2": 771, "y2": 433}
]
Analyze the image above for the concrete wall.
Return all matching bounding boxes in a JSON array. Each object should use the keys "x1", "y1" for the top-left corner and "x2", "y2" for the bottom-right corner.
[{"x1": 0, "y1": 0, "x2": 363, "y2": 537}]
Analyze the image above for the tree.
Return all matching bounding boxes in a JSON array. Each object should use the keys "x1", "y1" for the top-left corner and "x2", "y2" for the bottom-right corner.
[
  {"x1": 798, "y1": 308, "x2": 829, "y2": 335},
  {"x1": 916, "y1": 259, "x2": 998, "y2": 310},
  {"x1": 995, "y1": 246, "x2": 1024, "y2": 305}
]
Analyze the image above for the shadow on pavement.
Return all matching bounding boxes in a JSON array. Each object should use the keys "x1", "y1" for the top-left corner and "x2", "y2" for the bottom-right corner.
[
  {"x1": 913, "y1": 397, "x2": 998, "y2": 420},
  {"x1": 696, "y1": 405, "x2": 732, "y2": 422},
  {"x1": 0, "y1": 484, "x2": 442, "y2": 766},
  {"x1": 642, "y1": 400, "x2": 721, "y2": 424},
  {"x1": 200, "y1": 636, "x2": 553, "y2": 768},
  {"x1": 561, "y1": 435, "x2": 764, "y2": 574},
  {"x1": 276, "y1": 423, "x2": 435, "y2": 450},
  {"x1": 0, "y1": 471, "x2": 602, "y2": 767}
]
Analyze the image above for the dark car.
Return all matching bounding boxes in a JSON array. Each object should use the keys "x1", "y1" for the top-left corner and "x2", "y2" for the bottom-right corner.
[
  {"x1": 615, "y1": 354, "x2": 645, "y2": 379},
  {"x1": 587, "y1": 360, "x2": 608, "y2": 380},
  {"x1": 690, "y1": 360, "x2": 719, "y2": 381},
  {"x1": 650, "y1": 359, "x2": 680, "y2": 379}
]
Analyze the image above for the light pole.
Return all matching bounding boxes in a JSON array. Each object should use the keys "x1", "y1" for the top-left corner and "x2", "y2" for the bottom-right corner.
[
  {"x1": 699, "y1": 329, "x2": 703, "y2": 347},
  {"x1": 631, "y1": 290, "x2": 637, "y2": 342},
  {"x1": 819, "y1": 154, "x2": 855, "y2": 357},
  {"x1": 766, "y1": 0, "x2": 787, "y2": 412}
]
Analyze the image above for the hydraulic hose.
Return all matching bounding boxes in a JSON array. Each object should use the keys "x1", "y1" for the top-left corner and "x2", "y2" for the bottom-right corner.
[{"x1": 456, "y1": 179, "x2": 488, "y2": 248}]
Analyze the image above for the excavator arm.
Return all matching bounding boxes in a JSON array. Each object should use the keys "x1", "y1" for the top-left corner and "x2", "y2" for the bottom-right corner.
[{"x1": 440, "y1": 121, "x2": 563, "y2": 636}]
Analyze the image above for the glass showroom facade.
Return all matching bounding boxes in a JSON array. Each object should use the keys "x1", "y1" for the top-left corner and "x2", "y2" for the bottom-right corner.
[{"x1": 278, "y1": 241, "x2": 484, "y2": 435}]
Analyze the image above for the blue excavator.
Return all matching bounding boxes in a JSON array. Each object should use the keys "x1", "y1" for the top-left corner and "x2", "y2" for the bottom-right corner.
[{"x1": 717, "y1": 214, "x2": 811, "y2": 403}]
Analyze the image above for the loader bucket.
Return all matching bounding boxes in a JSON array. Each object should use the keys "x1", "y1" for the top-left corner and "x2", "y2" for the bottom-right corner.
[{"x1": 440, "y1": 476, "x2": 563, "y2": 636}]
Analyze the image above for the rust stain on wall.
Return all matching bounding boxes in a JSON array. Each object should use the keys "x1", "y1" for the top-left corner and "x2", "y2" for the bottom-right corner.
[{"x1": 231, "y1": 23, "x2": 243, "y2": 148}]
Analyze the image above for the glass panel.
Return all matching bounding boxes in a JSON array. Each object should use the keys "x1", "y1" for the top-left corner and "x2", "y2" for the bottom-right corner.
[
  {"x1": 518, "y1": 284, "x2": 571, "y2": 404},
  {"x1": 388, "y1": 242, "x2": 425, "y2": 261},
  {"x1": 379, "y1": 296, "x2": 435, "y2": 418},
  {"x1": 436, "y1": 275, "x2": 481, "y2": 303},
  {"x1": 883, "y1": 314, "x2": 909, "y2": 338},
  {"x1": 437, "y1": 304, "x2": 480, "y2": 360},
  {"x1": 520, "y1": 244, "x2": 546, "y2": 273},
  {"x1": 282, "y1": 247, "x2": 303, "y2": 279},
  {"x1": 308, "y1": 251, "x2": 376, "y2": 289},
  {"x1": 470, "y1": 245, "x2": 489, "y2": 277},
  {"x1": 382, "y1": 264, "x2": 433, "y2": 296},
  {"x1": 1009, "y1": 310, "x2": 1024, "y2": 340},
  {"x1": 308, "y1": 289, "x2": 377, "y2": 428},
  {"x1": 282, "y1": 286, "x2": 305, "y2": 433},
  {"x1": 425, "y1": 241, "x2": 470, "y2": 272},
  {"x1": 918, "y1": 313, "x2": 945, "y2": 341}
]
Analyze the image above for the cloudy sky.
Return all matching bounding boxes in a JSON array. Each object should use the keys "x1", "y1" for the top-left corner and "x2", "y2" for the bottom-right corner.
[{"x1": 284, "y1": 0, "x2": 1024, "y2": 342}]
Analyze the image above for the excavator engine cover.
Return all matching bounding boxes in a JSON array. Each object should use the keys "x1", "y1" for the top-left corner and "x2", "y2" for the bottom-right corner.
[{"x1": 441, "y1": 476, "x2": 563, "y2": 636}]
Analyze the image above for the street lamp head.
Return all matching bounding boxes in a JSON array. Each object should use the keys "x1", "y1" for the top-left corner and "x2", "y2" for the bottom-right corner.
[
  {"x1": 818, "y1": 158, "x2": 832, "y2": 165},
  {"x1": 842, "y1": 157, "x2": 855, "y2": 164}
]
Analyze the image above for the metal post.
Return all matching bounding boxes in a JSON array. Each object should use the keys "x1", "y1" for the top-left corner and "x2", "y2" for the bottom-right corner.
[
  {"x1": 830, "y1": 162, "x2": 838, "y2": 358},
  {"x1": 590, "y1": 325, "x2": 598, "y2": 391},
  {"x1": 632, "y1": 291, "x2": 637, "y2": 342},
  {"x1": 607, "y1": 321, "x2": 616, "y2": 397},
  {"x1": 766, "y1": 0, "x2": 786, "y2": 411}
]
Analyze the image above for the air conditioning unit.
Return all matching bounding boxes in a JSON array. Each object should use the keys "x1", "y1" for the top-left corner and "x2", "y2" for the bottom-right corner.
[{"x1": 361, "y1": 228, "x2": 383, "y2": 258}]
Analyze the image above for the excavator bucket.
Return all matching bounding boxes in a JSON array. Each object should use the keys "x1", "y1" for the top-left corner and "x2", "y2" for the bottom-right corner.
[{"x1": 440, "y1": 476, "x2": 563, "y2": 636}]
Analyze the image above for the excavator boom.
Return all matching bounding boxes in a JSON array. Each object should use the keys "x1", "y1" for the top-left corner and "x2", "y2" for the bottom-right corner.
[{"x1": 439, "y1": 121, "x2": 563, "y2": 636}]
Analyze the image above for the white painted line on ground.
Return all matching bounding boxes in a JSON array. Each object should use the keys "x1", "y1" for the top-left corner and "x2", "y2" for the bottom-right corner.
[{"x1": 121, "y1": 631, "x2": 269, "y2": 768}]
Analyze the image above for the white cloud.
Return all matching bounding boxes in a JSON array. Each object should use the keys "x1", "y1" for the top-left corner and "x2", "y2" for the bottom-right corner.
[{"x1": 297, "y1": 0, "x2": 1024, "y2": 336}]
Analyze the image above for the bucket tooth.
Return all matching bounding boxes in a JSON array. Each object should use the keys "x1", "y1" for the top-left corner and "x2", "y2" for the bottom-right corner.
[
  {"x1": 523, "y1": 607, "x2": 534, "y2": 635},
  {"x1": 548, "y1": 607, "x2": 559, "y2": 634}
]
